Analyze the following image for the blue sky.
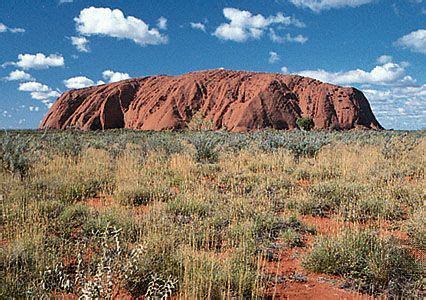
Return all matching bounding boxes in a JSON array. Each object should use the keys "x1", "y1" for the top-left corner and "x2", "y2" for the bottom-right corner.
[{"x1": 0, "y1": 0, "x2": 425, "y2": 130}]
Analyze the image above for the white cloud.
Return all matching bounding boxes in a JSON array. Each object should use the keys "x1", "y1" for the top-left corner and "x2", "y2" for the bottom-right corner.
[
  {"x1": 5, "y1": 70, "x2": 34, "y2": 81},
  {"x1": 29, "y1": 91, "x2": 61, "y2": 101},
  {"x1": 364, "y1": 85, "x2": 426, "y2": 129},
  {"x1": 395, "y1": 29, "x2": 426, "y2": 54},
  {"x1": 190, "y1": 22, "x2": 206, "y2": 32},
  {"x1": 62, "y1": 71, "x2": 130, "y2": 90},
  {"x1": 75, "y1": 7, "x2": 168, "y2": 46},
  {"x1": 281, "y1": 66, "x2": 289, "y2": 73},
  {"x1": 0, "y1": 22, "x2": 25, "y2": 33},
  {"x1": 102, "y1": 70, "x2": 131, "y2": 83},
  {"x1": 29, "y1": 106, "x2": 40, "y2": 112},
  {"x1": 18, "y1": 81, "x2": 50, "y2": 92},
  {"x1": 157, "y1": 17, "x2": 167, "y2": 30},
  {"x1": 71, "y1": 36, "x2": 90, "y2": 52},
  {"x1": 289, "y1": 0, "x2": 373, "y2": 12},
  {"x1": 18, "y1": 81, "x2": 60, "y2": 106},
  {"x1": 213, "y1": 8, "x2": 305, "y2": 42},
  {"x1": 287, "y1": 34, "x2": 308, "y2": 43},
  {"x1": 269, "y1": 29, "x2": 308, "y2": 44},
  {"x1": 297, "y1": 61, "x2": 413, "y2": 86},
  {"x1": 268, "y1": 51, "x2": 280, "y2": 63},
  {"x1": 9, "y1": 28, "x2": 25, "y2": 33},
  {"x1": 376, "y1": 55, "x2": 393, "y2": 64},
  {"x1": 63, "y1": 76, "x2": 95, "y2": 89},
  {"x1": 6, "y1": 53, "x2": 65, "y2": 70}
]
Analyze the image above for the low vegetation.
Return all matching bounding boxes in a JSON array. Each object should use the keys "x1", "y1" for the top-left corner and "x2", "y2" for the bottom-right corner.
[
  {"x1": 0, "y1": 129, "x2": 424, "y2": 298},
  {"x1": 296, "y1": 117, "x2": 315, "y2": 131},
  {"x1": 303, "y1": 230, "x2": 421, "y2": 297}
]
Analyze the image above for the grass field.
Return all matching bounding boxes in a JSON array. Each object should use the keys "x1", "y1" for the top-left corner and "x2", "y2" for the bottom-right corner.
[{"x1": 0, "y1": 129, "x2": 424, "y2": 298}]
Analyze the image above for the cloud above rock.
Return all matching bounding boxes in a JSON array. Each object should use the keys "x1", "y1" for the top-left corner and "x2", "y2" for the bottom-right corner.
[
  {"x1": 395, "y1": 29, "x2": 426, "y2": 54},
  {"x1": 71, "y1": 36, "x2": 90, "y2": 52},
  {"x1": 102, "y1": 70, "x2": 131, "y2": 83},
  {"x1": 18, "y1": 81, "x2": 60, "y2": 106},
  {"x1": 63, "y1": 76, "x2": 95, "y2": 89},
  {"x1": 63, "y1": 70, "x2": 132, "y2": 90},
  {"x1": 297, "y1": 59, "x2": 414, "y2": 86},
  {"x1": 213, "y1": 7, "x2": 305, "y2": 42},
  {"x1": 268, "y1": 51, "x2": 281, "y2": 63},
  {"x1": 5, "y1": 53, "x2": 65, "y2": 70},
  {"x1": 5, "y1": 70, "x2": 34, "y2": 81},
  {"x1": 74, "y1": 7, "x2": 168, "y2": 46}
]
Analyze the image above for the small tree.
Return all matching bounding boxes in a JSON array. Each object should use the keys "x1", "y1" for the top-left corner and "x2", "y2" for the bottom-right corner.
[{"x1": 296, "y1": 117, "x2": 314, "y2": 131}]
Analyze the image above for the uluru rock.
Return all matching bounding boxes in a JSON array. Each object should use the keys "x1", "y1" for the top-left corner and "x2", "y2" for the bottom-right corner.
[{"x1": 40, "y1": 69, "x2": 383, "y2": 131}]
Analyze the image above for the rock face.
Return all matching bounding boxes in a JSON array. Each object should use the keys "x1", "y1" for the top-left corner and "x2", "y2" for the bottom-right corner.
[{"x1": 40, "y1": 69, "x2": 382, "y2": 131}]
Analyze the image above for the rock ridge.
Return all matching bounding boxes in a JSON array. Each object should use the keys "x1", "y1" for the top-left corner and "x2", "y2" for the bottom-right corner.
[{"x1": 40, "y1": 69, "x2": 383, "y2": 131}]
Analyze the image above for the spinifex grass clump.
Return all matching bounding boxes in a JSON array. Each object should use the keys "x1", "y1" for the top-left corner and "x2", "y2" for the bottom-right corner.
[
  {"x1": 294, "y1": 180, "x2": 404, "y2": 222},
  {"x1": 338, "y1": 195, "x2": 403, "y2": 222},
  {"x1": 303, "y1": 230, "x2": 421, "y2": 296},
  {"x1": 406, "y1": 209, "x2": 426, "y2": 251},
  {"x1": 296, "y1": 181, "x2": 363, "y2": 217}
]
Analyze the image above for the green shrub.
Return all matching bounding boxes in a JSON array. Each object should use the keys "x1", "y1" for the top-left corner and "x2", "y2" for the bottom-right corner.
[
  {"x1": 296, "y1": 117, "x2": 314, "y2": 131},
  {"x1": 381, "y1": 134, "x2": 419, "y2": 160},
  {"x1": 142, "y1": 134, "x2": 184, "y2": 156},
  {"x1": 49, "y1": 132, "x2": 85, "y2": 158},
  {"x1": 260, "y1": 133, "x2": 330, "y2": 159},
  {"x1": 303, "y1": 230, "x2": 420, "y2": 296},
  {"x1": 188, "y1": 134, "x2": 220, "y2": 163},
  {"x1": 0, "y1": 135, "x2": 33, "y2": 178}
]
